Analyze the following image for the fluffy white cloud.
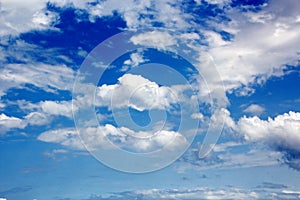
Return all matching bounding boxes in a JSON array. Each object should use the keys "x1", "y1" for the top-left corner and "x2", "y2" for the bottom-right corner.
[
  {"x1": 243, "y1": 104, "x2": 265, "y2": 115},
  {"x1": 123, "y1": 51, "x2": 148, "y2": 69},
  {"x1": 38, "y1": 124, "x2": 188, "y2": 153},
  {"x1": 185, "y1": 110, "x2": 300, "y2": 170},
  {"x1": 96, "y1": 73, "x2": 180, "y2": 111},
  {"x1": 237, "y1": 111, "x2": 300, "y2": 153},
  {"x1": 211, "y1": 108, "x2": 236, "y2": 129},
  {"x1": 198, "y1": 108, "x2": 300, "y2": 158},
  {"x1": 24, "y1": 111, "x2": 49, "y2": 126},
  {"x1": 0, "y1": 113, "x2": 26, "y2": 132},
  {"x1": 38, "y1": 128, "x2": 85, "y2": 150},
  {"x1": 191, "y1": 112, "x2": 204, "y2": 121},
  {"x1": 203, "y1": 30, "x2": 230, "y2": 47},
  {"x1": 40, "y1": 100, "x2": 74, "y2": 118},
  {"x1": 0, "y1": 99, "x2": 77, "y2": 133}
]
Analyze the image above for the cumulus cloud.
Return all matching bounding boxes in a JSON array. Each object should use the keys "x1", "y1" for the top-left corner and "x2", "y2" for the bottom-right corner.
[
  {"x1": 38, "y1": 124, "x2": 188, "y2": 153},
  {"x1": 0, "y1": 113, "x2": 26, "y2": 133},
  {"x1": 237, "y1": 111, "x2": 300, "y2": 170},
  {"x1": 38, "y1": 128, "x2": 85, "y2": 150},
  {"x1": 0, "y1": 99, "x2": 77, "y2": 134},
  {"x1": 237, "y1": 111, "x2": 300, "y2": 151},
  {"x1": 24, "y1": 111, "x2": 49, "y2": 126},
  {"x1": 180, "y1": 110, "x2": 300, "y2": 171},
  {"x1": 96, "y1": 74, "x2": 180, "y2": 111},
  {"x1": 243, "y1": 104, "x2": 265, "y2": 115},
  {"x1": 189, "y1": 108, "x2": 300, "y2": 171},
  {"x1": 122, "y1": 51, "x2": 148, "y2": 71},
  {"x1": 191, "y1": 112, "x2": 204, "y2": 121},
  {"x1": 0, "y1": 111, "x2": 48, "y2": 132},
  {"x1": 40, "y1": 100, "x2": 74, "y2": 118}
]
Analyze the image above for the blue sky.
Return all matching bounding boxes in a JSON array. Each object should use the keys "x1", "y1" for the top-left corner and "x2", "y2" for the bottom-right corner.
[{"x1": 1, "y1": 0, "x2": 300, "y2": 199}]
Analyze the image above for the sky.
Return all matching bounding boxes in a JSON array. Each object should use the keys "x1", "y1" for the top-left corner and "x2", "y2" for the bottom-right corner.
[{"x1": 0, "y1": 0, "x2": 300, "y2": 199}]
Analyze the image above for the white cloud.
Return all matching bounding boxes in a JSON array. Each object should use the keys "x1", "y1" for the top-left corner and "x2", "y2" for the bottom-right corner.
[
  {"x1": 184, "y1": 109, "x2": 300, "y2": 171},
  {"x1": 181, "y1": 145, "x2": 281, "y2": 171},
  {"x1": 213, "y1": 141, "x2": 241, "y2": 152},
  {"x1": 191, "y1": 112, "x2": 204, "y2": 121},
  {"x1": 43, "y1": 148, "x2": 68, "y2": 160},
  {"x1": 40, "y1": 100, "x2": 74, "y2": 118},
  {"x1": 130, "y1": 31, "x2": 177, "y2": 51},
  {"x1": 203, "y1": 30, "x2": 229, "y2": 47},
  {"x1": 0, "y1": 102, "x2": 5, "y2": 108},
  {"x1": 0, "y1": 0, "x2": 58, "y2": 36},
  {"x1": 210, "y1": 108, "x2": 236, "y2": 129},
  {"x1": 38, "y1": 124, "x2": 188, "y2": 153},
  {"x1": 204, "y1": 0, "x2": 231, "y2": 5},
  {"x1": 99, "y1": 0, "x2": 300, "y2": 105},
  {"x1": 0, "y1": 113, "x2": 26, "y2": 132},
  {"x1": 123, "y1": 52, "x2": 147, "y2": 69},
  {"x1": 86, "y1": 0, "x2": 188, "y2": 30},
  {"x1": 0, "y1": 63, "x2": 75, "y2": 97},
  {"x1": 38, "y1": 128, "x2": 85, "y2": 150},
  {"x1": 205, "y1": 0, "x2": 300, "y2": 94},
  {"x1": 24, "y1": 111, "x2": 49, "y2": 126},
  {"x1": 2, "y1": 0, "x2": 297, "y2": 105},
  {"x1": 88, "y1": 186, "x2": 300, "y2": 200},
  {"x1": 0, "y1": 99, "x2": 78, "y2": 134},
  {"x1": 133, "y1": 187, "x2": 260, "y2": 199},
  {"x1": 244, "y1": 11, "x2": 274, "y2": 24},
  {"x1": 96, "y1": 73, "x2": 180, "y2": 111},
  {"x1": 243, "y1": 104, "x2": 265, "y2": 115},
  {"x1": 0, "y1": 111, "x2": 47, "y2": 132},
  {"x1": 32, "y1": 10, "x2": 59, "y2": 26},
  {"x1": 237, "y1": 111, "x2": 300, "y2": 153},
  {"x1": 84, "y1": 0, "x2": 299, "y2": 101},
  {"x1": 2, "y1": 0, "x2": 296, "y2": 109}
]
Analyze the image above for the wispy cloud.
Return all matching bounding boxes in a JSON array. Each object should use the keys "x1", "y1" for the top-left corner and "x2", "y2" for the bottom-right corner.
[
  {"x1": 243, "y1": 104, "x2": 265, "y2": 116},
  {"x1": 82, "y1": 186, "x2": 300, "y2": 200}
]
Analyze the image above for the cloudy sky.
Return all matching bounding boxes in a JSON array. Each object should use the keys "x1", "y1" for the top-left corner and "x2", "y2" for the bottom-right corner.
[{"x1": 1, "y1": 0, "x2": 300, "y2": 199}]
